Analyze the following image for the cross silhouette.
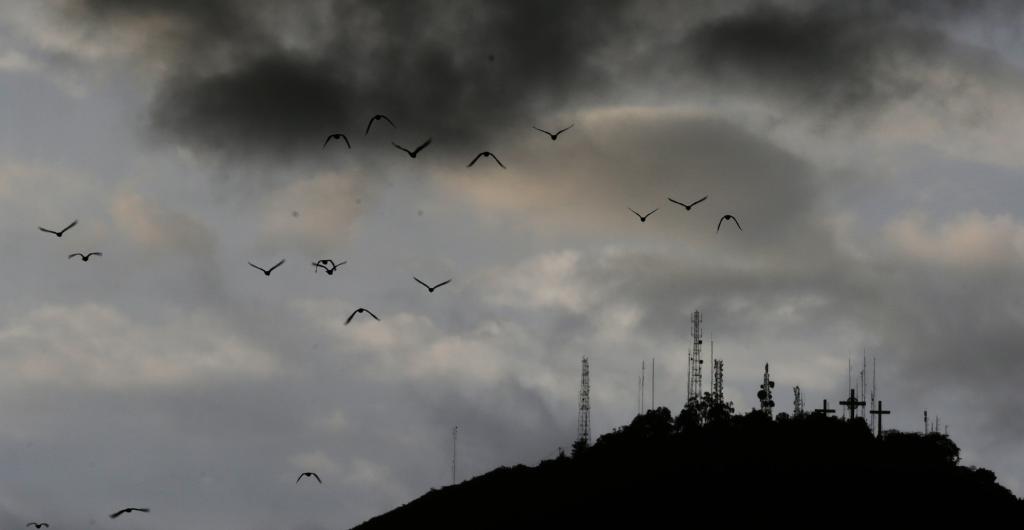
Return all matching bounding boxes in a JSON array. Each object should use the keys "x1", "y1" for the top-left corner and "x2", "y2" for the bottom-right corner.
[
  {"x1": 839, "y1": 389, "x2": 865, "y2": 420},
  {"x1": 869, "y1": 400, "x2": 891, "y2": 437},
  {"x1": 813, "y1": 399, "x2": 836, "y2": 416}
]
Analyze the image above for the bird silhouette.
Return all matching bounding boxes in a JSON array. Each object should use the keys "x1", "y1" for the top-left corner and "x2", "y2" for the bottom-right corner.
[
  {"x1": 109, "y1": 508, "x2": 149, "y2": 519},
  {"x1": 668, "y1": 195, "x2": 708, "y2": 211},
  {"x1": 629, "y1": 208, "x2": 659, "y2": 223},
  {"x1": 717, "y1": 214, "x2": 742, "y2": 232},
  {"x1": 467, "y1": 151, "x2": 505, "y2": 169},
  {"x1": 312, "y1": 259, "x2": 347, "y2": 275},
  {"x1": 414, "y1": 277, "x2": 452, "y2": 293},
  {"x1": 248, "y1": 259, "x2": 286, "y2": 276},
  {"x1": 345, "y1": 307, "x2": 380, "y2": 325},
  {"x1": 392, "y1": 138, "x2": 431, "y2": 158},
  {"x1": 297, "y1": 472, "x2": 323, "y2": 484},
  {"x1": 38, "y1": 219, "x2": 78, "y2": 237},
  {"x1": 532, "y1": 123, "x2": 574, "y2": 141},
  {"x1": 68, "y1": 252, "x2": 102, "y2": 261},
  {"x1": 26, "y1": 523, "x2": 49, "y2": 528},
  {"x1": 322, "y1": 133, "x2": 351, "y2": 149},
  {"x1": 365, "y1": 114, "x2": 396, "y2": 135}
]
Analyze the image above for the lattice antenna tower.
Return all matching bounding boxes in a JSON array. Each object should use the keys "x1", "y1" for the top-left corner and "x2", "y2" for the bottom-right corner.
[
  {"x1": 793, "y1": 386, "x2": 804, "y2": 416},
  {"x1": 757, "y1": 363, "x2": 775, "y2": 417},
  {"x1": 709, "y1": 334, "x2": 723, "y2": 403},
  {"x1": 712, "y1": 359, "x2": 724, "y2": 404},
  {"x1": 687, "y1": 311, "x2": 704, "y2": 403},
  {"x1": 577, "y1": 357, "x2": 591, "y2": 446}
]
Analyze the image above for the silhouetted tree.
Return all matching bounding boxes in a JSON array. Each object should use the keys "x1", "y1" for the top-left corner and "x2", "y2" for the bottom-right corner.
[
  {"x1": 570, "y1": 437, "x2": 588, "y2": 458},
  {"x1": 674, "y1": 392, "x2": 735, "y2": 432}
]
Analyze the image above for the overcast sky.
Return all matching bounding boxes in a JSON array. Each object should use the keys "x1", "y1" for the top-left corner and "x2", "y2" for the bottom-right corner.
[{"x1": 2, "y1": 1, "x2": 1024, "y2": 528}]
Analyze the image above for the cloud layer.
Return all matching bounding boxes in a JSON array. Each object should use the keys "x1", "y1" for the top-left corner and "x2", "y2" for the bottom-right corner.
[{"x1": 1, "y1": 1, "x2": 1024, "y2": 529}]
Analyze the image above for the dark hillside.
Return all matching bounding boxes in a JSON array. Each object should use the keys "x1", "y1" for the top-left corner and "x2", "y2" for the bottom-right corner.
[{"x1": 354, "y1": 397, "x2": 1022, "y2": 528}]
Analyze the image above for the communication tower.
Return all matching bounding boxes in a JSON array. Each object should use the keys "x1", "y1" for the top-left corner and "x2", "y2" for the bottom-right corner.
[{"x1": 687, "y1": 311, "x2": 704, "y2": 403}]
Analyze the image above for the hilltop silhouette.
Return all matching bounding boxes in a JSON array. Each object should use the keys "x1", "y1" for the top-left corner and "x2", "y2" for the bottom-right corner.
[{"x1": 354, "y1": 394, "x2": 1022, "y2": 528}]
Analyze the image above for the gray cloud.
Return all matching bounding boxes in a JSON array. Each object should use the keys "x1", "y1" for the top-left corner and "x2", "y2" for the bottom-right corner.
[
  {"x1": 680, "y1": 1, "x2": 1024, "y2": 121},
  {"x1": 49, "y1": 0, "x2": 1022, "y2": 180},
  {"x1": 2, "y1": 2, "x2": 1024, "y2": 529}
]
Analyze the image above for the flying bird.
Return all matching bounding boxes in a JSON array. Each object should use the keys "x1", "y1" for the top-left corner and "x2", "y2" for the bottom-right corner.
[
  {"x1": 313, "y1": 259, "x2": 347, "y2": 275},
  {"x1": 345, "y1": 307, "x2": 380, "y2": 325},
  {"x1": 717, "y1": 214, "x2": 742, "y2": 232},
  {"x1": 532, "y1": 123, "x2": 574, "y2": 141},
  {"x1": 248, "y1": 259, "x2": 286, "y2": 276},
  {"x1": 26, "y1": 523, "x2": 49, "y2": 528},
  {"x1": 629, "y1": 208, "x2": 658, "y2": 223},
  {"x1": 109, "y1": 508, "x2": 149, "y2": 519},
  {"x1": 68, "y1": 252, "x2": 102, "y2": 261},
  {"x1": 297, "y1": 472, "x2": 323, "y2": 484},
  {"x1": 38, "y1": 219, "x2": 78, "y2": 238},
  {"x1": 365, "y1": 114, "x2": 396, "y2": 135},
  {"x1": 392, "y1": 138, "x2": 432, "y2": 158},
  {"x1": 322, "y1": 133, "x2": 351, "y2": 149},
  {"x1": 414, "y1": 277, "x2": 452, "y2": 293},
  {"x1": 467, "y1": 151, "x2": 505, "y2": 169},
  {"x1": 668, "y1": 195, "x2": 708, "y2": 211}
]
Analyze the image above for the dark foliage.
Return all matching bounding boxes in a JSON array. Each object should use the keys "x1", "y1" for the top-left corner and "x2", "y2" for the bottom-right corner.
[{"x1": 353, "y1": 395, "x2": 1022, "y2": 528}]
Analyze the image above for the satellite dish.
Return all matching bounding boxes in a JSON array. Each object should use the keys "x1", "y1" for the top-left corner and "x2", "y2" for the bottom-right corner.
[
  {"x1": 768, "y1": 400, "x2": 775, "y2": 407},
  {"x1": 757, "y1": 390, "x2": 767, "y2": 400},
  {"x1": 769, "y1": 381, "x2": 775, "y2": 388}
]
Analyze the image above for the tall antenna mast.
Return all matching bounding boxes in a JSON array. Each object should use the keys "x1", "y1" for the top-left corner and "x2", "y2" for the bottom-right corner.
[
  {"x1": 847, "y1": 357, "x2": 851, "y2": 419},
  {"x1": 640, "y1": 360, "x2": 645, "y2": 412},
  {"x1": 793, "y1": 386, "x2": 804, "y2": 416},
  {"x1": 860, "y1": 354, "x2": 867, "y2": 419},
  {"x1": 870, "y1": 357, "x2": 877, "y2": 427},
  {"x1": 651, "y1": 357, "x2": 655, "y2": 410},
  {"x1": 452, "y1": 426, "x2": 458, "y2": 485},
  {"x1": 637, "y1": 362, "x2": 643, "y2": 415},
  {"x1": 577, "y1": 357, "x2": 591, "y2": 446},
  {"x1": 687, "y1": 311, "x2": 704, "y2": 403}
]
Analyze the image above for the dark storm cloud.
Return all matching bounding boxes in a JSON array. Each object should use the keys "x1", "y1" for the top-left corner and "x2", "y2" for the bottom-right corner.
[
  {"x1": 64, "y1": 0, "x2": 640, "y2": 168},
  {"x1": 682, "y1": 1, "x2": 1020, "y2": 115},
  {"x1": 60, "y1": 0, "x2": 1024, "y2": 173}
]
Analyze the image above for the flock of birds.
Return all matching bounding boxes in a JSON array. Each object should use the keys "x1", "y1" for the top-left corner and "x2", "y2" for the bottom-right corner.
[{"x1": 27, "y1": 112, "x2": 743, "y2": 527}]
